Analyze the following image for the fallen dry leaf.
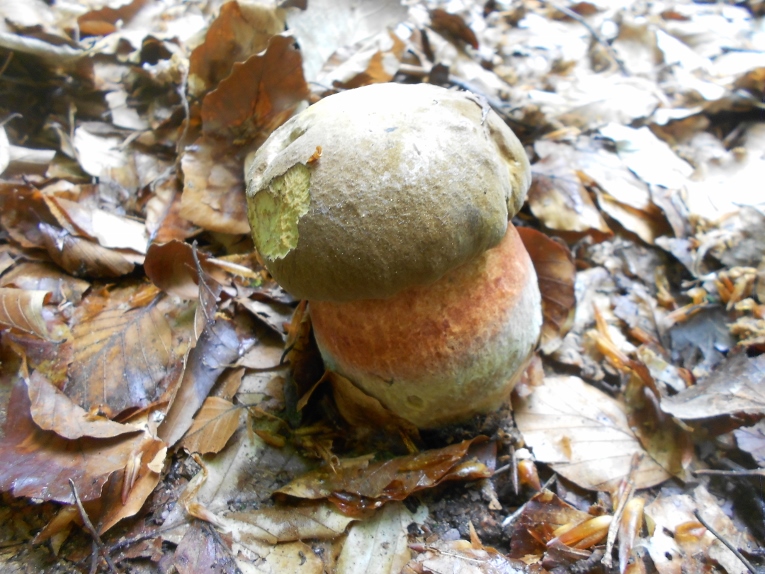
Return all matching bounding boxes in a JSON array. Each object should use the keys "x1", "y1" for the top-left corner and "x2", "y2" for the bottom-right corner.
[
  {"x1": 661, "y1": 352, "x2": 765, "y2": 420},
  {"x1": 0, "y1": 262, "x2": 90, "y2": 305},
  {"x1": 517, "y1": 227, "x2": 576, "y2": 354},
  {"x1": 0, "y1": 378, "x2": 156, "y2": 504},
  {"x1": 187, "y1": 0, "x2": 285, "y2": 97},
  {"x1": 28, "y1": 371, "x2": 141, "y2": 440},
  {"x1": 39, "y1": 223, "x2": 136, "y2": 278},
  {"x1": 336, "y1": 502, "x2": 416, "y2": 574},
  {"x1": 514, "y1": 376, "x2": 671, "y2": 491},
  {"x1": 201, "y1": 33, "x2": 309, "y2": 143},
  {"x1": 0, "y1": 287, "x2": 52, "y2": 340},
  {"x1": 64, "y1": 283, "x2": 194, "y2": 417},
  {"x1": 174, "y1": 521, "x2": 239, "y2": 574},
  {"x1": 180, "y1": 396, "x2": 241, "y2": 455}
]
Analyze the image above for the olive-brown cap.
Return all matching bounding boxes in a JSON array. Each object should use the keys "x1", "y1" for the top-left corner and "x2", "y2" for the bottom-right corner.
[{"x1": 245, "y1": 82, "x2": 531, "y2": 301}]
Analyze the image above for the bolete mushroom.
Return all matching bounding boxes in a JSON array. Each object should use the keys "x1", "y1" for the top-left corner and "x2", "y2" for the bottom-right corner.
[{"x1": 246, "y1": 82, "x2": 541, "y2": 428}]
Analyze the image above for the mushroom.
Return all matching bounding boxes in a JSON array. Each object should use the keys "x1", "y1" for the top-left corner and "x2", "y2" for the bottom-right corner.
[{"x1": 246, "y1": 82, "x2": 541, "y2": 428}]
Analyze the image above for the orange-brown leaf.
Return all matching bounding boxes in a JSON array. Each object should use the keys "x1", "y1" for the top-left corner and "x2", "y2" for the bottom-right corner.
[
  {"x1": 0, "y1": 287, "x2": 52, "y2": 340},
  {"x1": 180, "y1": 396, "x2": 241, "y2": 454},
  {"x1": 40, "y1": 223, "x2": 135, "y2": 278},
  {"x1": 201, "y1": 33, "x2": 309, "y2": 142},
  {"x1": 517, "y1": 227, "x2": 576, "y2": 354}
]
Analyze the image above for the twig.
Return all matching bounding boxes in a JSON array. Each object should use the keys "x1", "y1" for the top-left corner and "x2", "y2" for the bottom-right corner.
[
  {"x1": 69, "y1": 479, "x2": 120, "y2": 574},
  {"x1": 694, "y1": 468, "x2": 765, "y2": 478},
  {"x1": 693, "y1": 510, "x2": 760, "y2": 574},
  {"x1": 540, "y1": 0, "x2": 629, "y2": 76},
  {"x1": 501, "y1": 474, "x2": 556, "y2": 528}
]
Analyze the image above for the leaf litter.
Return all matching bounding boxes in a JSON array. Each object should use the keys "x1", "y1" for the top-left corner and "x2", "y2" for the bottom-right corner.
[{"x1": 0, "y1": 0, "x2": 764, "y2": 572}]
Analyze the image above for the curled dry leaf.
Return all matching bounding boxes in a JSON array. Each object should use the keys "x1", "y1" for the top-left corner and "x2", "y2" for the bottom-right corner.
[
  {"x1": 201, "y1": 33, "x2": 310, "y2": 142},
  {"x1": 514, "y1": 376, "x2": 671, "y2": 492},
  {"x1": 0, "y1": 287, "x2": 52, "y2": 340},
  {"x1": 661, "y1": 352, "x2": 765, "y2": 420},
  {"x1": 64, "y1": 283, "x2": 195, "y2": 417},
  {"x1": 0, "y1": 378, "x2": 156, "y2": 504},
  {"x1": 179, "y1": 136, "x2": 250, "y2": 234},
  {"x1": 28, "y1": 371, "x2": 141, "y2": 440},
  {"x1": 0, "y1": 262, "x2": 90, "y2": 305},
  {"x1": 40, "y1": 222, "x2": 136, "y2": 278},
  {"x1": 180, "y1": 396, "x2": 241, "y2": 455},
  {"x1": 517, "y1": 227, "x2": 576, "y2": 354},
  {"x1": 276, "y1": 437, "x2": 494, "y2": 516},
  {"x1": 529, "y1": 143, "x2": 612, "y2": 238},
  {"x1": 144, "y1": 240, "x2": 222, "y2": 300},
  {"x1": 159, "y1": 319, "x2": 246, "y2": 447},
  {"x1": 187, "y1": 1, "x2": 286, "y2": 97}
]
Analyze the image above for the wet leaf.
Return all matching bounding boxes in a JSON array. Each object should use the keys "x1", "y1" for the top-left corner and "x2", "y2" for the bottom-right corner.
[
  {"x1": 180, "y1": 397, "x2": 241, "y2": 455},
  {"x1": 517, "y1": 228, "x2": 576, "y2": 354},
  {"x1": 514, "y1": 376, "x2": 671, "y2": 491},
  {"x1": 64, "y1": 283, "x2": 194, "y2": 416},
  {"x1": 276, "y1": 437, "x2": 494, "y2": 516},
  {"x1": 0, "y1": 378, "x2": 156, "y2": 504},
  {"x1": 0, "y1": 287, "x2": 52, "y2": 340}
]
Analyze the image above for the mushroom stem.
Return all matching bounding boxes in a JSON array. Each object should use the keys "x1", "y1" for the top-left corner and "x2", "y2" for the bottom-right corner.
[{"x1": 310, "y1": 223, "x2": 542, "y2": 429}]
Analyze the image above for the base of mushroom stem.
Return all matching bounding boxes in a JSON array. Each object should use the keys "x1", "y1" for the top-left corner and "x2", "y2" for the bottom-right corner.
[{"x1": 309, "y1": 223, "x2": 543, "y2": 429}]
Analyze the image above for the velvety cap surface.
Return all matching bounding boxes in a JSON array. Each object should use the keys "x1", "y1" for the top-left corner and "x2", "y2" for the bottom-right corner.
[{"x1": 246, "y1": 82, "x2": 531, "y2": 301}]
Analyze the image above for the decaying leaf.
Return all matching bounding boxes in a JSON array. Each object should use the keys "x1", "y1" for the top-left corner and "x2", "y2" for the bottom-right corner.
[
  {"x1": 40, "y1": 223, "x2": 136, "y2": 278},
  {"x1": 514, "y1": 376, "x2": 671, "y2": 491},
  {"x1": 65, "y1": 283, "x2": 194, "y2": 417},
  {"x1": 276, "y1": 437, "x2": 494, "y2": 516},
  {"x1": 407, "y1": 538, "x2": 533, "y2": 574},
  {"x1": 336, "y1": 502, "x2": 418, "y2": 574},
  {"x1": 661, "y1": 352, "x2": 765, "y2": 420},
  {"x1": 174, "y1": 522, "x2": 239, "y2": 574},
  {"x1": 0, "y1": 262, "x2": 90, "y2": 305}
]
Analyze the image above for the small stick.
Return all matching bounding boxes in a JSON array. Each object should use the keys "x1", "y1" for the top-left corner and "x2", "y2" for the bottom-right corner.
[
  {"x1": 693, "y1": 510, "x2": 760, "y2": 574},
  {"x1": 68, "y1": 479, "x2": 119, "y2": 574}
]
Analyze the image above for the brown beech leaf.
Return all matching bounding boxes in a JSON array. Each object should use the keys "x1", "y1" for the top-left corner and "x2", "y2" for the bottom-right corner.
[
  {"x1": 179, "y1": 136, "x2": 250, "y2": 234},
  {"x1": 174, "y1": 522, "x2": 239, "y2": 574},
  {"x1": 514, "y1": 376, "x2": 671, "y2": 492},
  {"x1": 429, "y1": 9, "x2": 479, "y2": 49},
  {"x1": 180, "y1": 396, "x2": 241, "y2": 455},
  {"x1": 188, "y1": 1, "x2": 285, "y2": 97},
  {"x1": 0, "y1": 378, "x2": 155, "y2": 504},
  {"x1": 40, "y1": 223, "x2": 135, "y2": 278},
  {"x1": 661, "y1": 352, "x2": 765, "y2": 419},
  {"x1": 44, "y1": 196, "x2": 149, "y2": 254},
  {"x1": 0, "y1": 262, "x2": 90, "y2": 305},
  {"x1": 276, "y1": 437, "x2": 494, "y2": 516},
  {"x1": 144, "y1": 241, "x2": 226, "y2": 300},
  {"x1": 0, "y1": 287, "x2": 52, "y2": 340},
  {"x1": 28, "y1": 371, "x2": 140, "y2": 440},
  {"x1": 320, "y1": 29, "x2": 406, "y2": 90},
  {"x1": 409, "y1": 539, "x2": 534, "y2": 574},
  {"x1": 0, "y1": 184, "x2": 58, "y2": 249},
  {"x1": 201, "y1": 33, "x2": 309, "y2": 142},
  {"x1": 529, "y1": 146, "x2": 612, "y2": 238},
  {"x1": 517, "y1": 227, "x2": 576, "y2": 354},
  {"x1": 64, "y1": 283, "x2": 195, "y2": 417},
  {"x1": 159, "y1": 318, "x2": 247, "y2": 447}
]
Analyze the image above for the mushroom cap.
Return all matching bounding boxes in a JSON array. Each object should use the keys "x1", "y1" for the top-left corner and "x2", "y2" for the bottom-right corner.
[
  {"x1": 310, "y1": 223, "x2": 542, "y2": 428},
  {"x1": 246, "y1": 82, "x2": 531, "y2": 302}
]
